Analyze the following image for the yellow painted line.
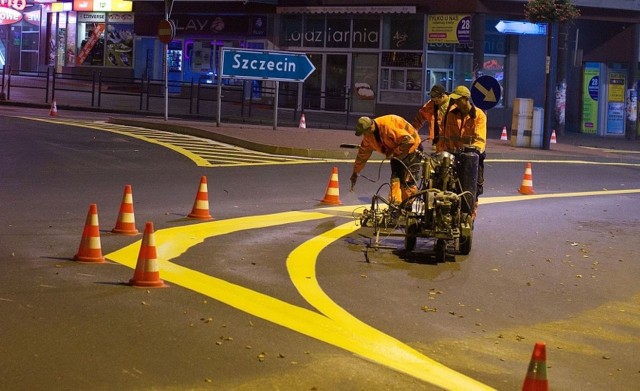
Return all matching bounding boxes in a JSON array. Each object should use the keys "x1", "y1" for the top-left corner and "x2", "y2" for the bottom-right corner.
[
  {"x1": 105, "y1": 210, "x2": 494, "y2": 390},
  {"x1": 485, "y1": 158, "x2": 640, "y2": 167},
  {"x1": 580, "y1": 146, "x2": 640, "y2": 154},
  {"x1": 24, "y1": 117, "x2": 214, "y2": 167},
  {"x1": 479, "y1": 188, "x2": 640, "y2": 205},
  {"x1": 287, "y1": 220, "x2": 494, "y2": 390}
]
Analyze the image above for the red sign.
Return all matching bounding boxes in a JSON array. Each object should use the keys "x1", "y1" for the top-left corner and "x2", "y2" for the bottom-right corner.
[
  {"x1": 73, "y1": 0, "x2": 91, "y2": 11},
  {"x1": 0, "y1": 0, "x2": 26, "y2": 12},
  {"x1": 0, "y1": 7, "x2": 21, "y2": 25},
  {"x1": 157, "y1": 19, "x2": 176, "y2": 44}
]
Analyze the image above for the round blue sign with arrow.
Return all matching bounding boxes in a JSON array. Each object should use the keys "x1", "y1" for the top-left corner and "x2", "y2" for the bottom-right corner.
[{"x1": 471, "y1": 75, "x2": 502, "y2": 111}]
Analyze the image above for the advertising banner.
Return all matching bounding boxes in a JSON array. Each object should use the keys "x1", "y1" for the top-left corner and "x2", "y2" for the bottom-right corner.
[
  {"x1": 427, "y1": 14, "x2": 471, "y2": 44},
  {"x1": 581, "y1": 63, "x2": 599, "y2": 134},
  {"x1": 606, "y1": 72, "x2": 626, "y2": 135}
]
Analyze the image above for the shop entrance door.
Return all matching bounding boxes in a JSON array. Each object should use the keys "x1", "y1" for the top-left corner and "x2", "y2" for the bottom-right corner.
[{"x1": 303, "y1": 53, "x2": 350, "y2": 112}]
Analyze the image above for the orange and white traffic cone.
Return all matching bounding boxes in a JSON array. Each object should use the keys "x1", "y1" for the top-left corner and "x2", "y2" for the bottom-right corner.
[
  {"x1": 49, "y1": 100, "x2": 58, "y2": 117},
  {"x1": 112, "y1": 184, "x2": 138, "y2": 235},
  {"x1": 188, "y1": 176, "x2": 212, "y2": 220},
  {"x1": 321, "y1": 166, "x2": 342, "y2": 205},
  {"x1": 129, "y1": 222, "x2": 168, "y2": 288},
  {"x1": 522, "y1": 342, "x2": 549, "y2": 391},
  {"x1": 517, "y1": 162, "x2": 535, "y2": 195},
  {"x1": 74, "y1": 203, "x2": 105, "y2": 263},
  {"x1": 298, "y1": 113, "x2": 307, "y2": 128},
  {"x1": 500, "y1": 126, "x2": 508, "y2": 141},
  {"x1": 550, "y1": 129, "x2": 557, "y2": 144}
]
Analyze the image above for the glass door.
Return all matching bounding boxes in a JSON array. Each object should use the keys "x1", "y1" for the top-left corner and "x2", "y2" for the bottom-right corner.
[
  {"x1": 426, "y1": 68, "x2": 453, "y2": 94},
  {"x1": 303, "y1": 53, "x2": 350, "y2": 112},
  {"x1": 325, "y1": 54, "x2": 348, "y2": 111}
]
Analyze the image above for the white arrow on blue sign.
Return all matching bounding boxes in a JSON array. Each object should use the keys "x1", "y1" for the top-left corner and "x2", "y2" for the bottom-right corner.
[
  {"x1": 220, "y1": 48, "x2": 316, "y2": 82},
  {"x1": 495, "y1": 20, "x2": 547, "y2": 35}
]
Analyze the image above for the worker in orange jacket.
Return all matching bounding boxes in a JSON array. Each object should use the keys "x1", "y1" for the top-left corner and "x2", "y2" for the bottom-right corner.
[
  {"x1": 436, "y1": 85, "x2": 487, "y2": 216},
  {"x1": 412, "y1": 84, "x2": 451, "y2": 144},
  {"x1": 350, "y1": 115, "x2": 422, "y2": 205}
]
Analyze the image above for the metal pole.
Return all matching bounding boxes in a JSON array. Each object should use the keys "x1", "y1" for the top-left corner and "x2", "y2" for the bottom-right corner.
[
  {"x1": 543, "y1": 22, "x2": 558, "y2": 150},
  {"x1": 217, "y1": 47, "x2": 222, "y2": 127},
  {"x1": 273, "y1": 81, "x2": 279, "y2": 130},
  {"x1": 163, "y1": 7, "x2": 169, "y2": 121}
]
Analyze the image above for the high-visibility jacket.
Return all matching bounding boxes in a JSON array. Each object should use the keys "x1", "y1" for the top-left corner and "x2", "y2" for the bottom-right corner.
[
  {"x1": 436, "y1": 105, "x2": 487, "y2": 153},
  {"x1": 412, "y1": 96, "x2": 451, "y2": 141},
  {"x1": 353, "y1": 114, "x2": 421, "y2": 175}
]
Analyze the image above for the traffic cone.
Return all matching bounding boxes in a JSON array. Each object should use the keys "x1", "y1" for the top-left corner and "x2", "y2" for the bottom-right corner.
[
  {"x1": 298, "y1": 113, "x2": 306, "y2": 128},
  {"x1": 522, "y1": 342, "x2": 548, "y2": 391},
  {"x1": 321, "y1": 167, "x2": 342, "y2": 205},
  {"x1": 500, "y1": 126, "x2": 508, "y2": 141},
  {"x1": 550, "y1": 129, "x2": 557, "y2": 144},
  {"x1": 129, "y1": 222, "x2": 168, "y2": 288},
  {"x1": 49, "y1": 100, "x2": 58, "y2": 117},
  {"x1": 74, "y1": 204, "x2": 105, "y2": 263},
  {"x1": 188, "y1": 176, "x2": 212, "y2": 220},
  {"x1": 517, "y1": 162, "x2": 535, "y2": 195},
  {"x1": 112, "y1": 184, "x2": 138, "y2": 235}
]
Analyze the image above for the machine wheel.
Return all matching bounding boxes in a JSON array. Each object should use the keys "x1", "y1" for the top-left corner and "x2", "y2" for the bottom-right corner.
[
  {"x1": 404, "y1": 219, "x2": 419, "y2": 252},
  {"x1": 459, "y1": 230, "x2": 473, "y2": 255},
  {"x1": 434, "y1": 239, "x2": 447, "y2": 263},
  {"x1": 459, "y1": 215, "x2": 473, "y2": 255}
]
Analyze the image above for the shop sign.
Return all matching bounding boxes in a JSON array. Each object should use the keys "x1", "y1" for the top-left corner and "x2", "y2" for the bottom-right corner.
[
  {"x1": 173, "y1": 15, "x2": 248, "y2": 35},
  {"x1": 0, "y1": 7, "x2": 21, "y2": 25},
  {"x1": 24, "y1": 9, "x2": 39, "y2": 25},
  {"x1": 281, "y1": 18, "x2": 379, "y2": 48},
  {"x1": 73, "y1": 0, "x2": 131, "y2": 12},
  {"x1": 108, "y1": 12, "x2": 133, "y2": 23},
  {"x1": 78, "y1": 12, "x2": 106, "y2": 23},
  {"x1": 0, "y1": 0, "x2": 26, "y2": 12},
  {"x1": 51, "y1": 2, "x2": 73, "y2": 13}
]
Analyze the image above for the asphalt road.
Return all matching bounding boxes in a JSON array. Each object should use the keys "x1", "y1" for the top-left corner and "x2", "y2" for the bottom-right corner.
[{"x1": 1, "y1": 114, "x2": 640, "y2": 390}]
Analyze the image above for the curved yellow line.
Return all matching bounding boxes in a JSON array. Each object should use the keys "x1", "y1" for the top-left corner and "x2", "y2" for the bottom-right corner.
[
  {"x1": 287, "y1": 220, "x2": 494, "y2": 390},
  {"x1": 105, "y1": 211, "x2": 494, "y2": 390}
]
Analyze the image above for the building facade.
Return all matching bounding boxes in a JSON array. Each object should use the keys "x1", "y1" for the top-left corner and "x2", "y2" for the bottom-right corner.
[{"x1": 1, "y1": 0, "x2": 639, "y2": 137}]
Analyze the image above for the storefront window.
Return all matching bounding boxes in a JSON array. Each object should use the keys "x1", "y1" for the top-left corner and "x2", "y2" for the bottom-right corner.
[
  {"x1": 105, "y1": 13, "x2": 133, "y2": 67},
  {"x1": 76, "y1": 13, "x2": 105, "y2": 66},
  {"x1": 382, "y1": 14, "x2": 423, "y2": 51},
  {"x1": 75, "y1": 12, "x2": 133, "y2": 67},
  {"x1": 378, "y1": 14, "x2": 424, "y2": 104}
]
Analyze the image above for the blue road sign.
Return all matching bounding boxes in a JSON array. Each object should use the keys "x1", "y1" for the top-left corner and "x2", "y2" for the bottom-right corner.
[
  {"x1": 220, "y1": 48, "x2": 315, "y2": 82},
  {"x1": 495, "y1": 20, "x2": 547, "y2": 35},
  {"x1": 471, "y1": 75, "x2": 502, "y2": 111}
]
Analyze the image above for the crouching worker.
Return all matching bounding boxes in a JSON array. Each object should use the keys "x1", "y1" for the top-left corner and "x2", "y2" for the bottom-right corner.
[{"x1": 350, "y1": 115, "x2": 422, "y2": 206}]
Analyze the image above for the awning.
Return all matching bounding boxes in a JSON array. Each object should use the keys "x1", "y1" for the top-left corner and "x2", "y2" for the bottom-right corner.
[{"x1": 276, "y1": 6, "x2": 416, "y2": 15}]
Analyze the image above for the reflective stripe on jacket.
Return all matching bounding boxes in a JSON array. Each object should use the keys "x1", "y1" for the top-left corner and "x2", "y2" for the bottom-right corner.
[
  {"x1": 436, "y1": 105, "x2": 487, "y2": 153},
  {"x1": 353, "y1": 114, "x2": 421, "y2": 174}
]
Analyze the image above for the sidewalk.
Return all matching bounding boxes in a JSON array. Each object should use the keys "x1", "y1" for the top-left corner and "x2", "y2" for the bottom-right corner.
[
  {"x1": 2, "y1": 92, "x2": 640, "y2": 163},
  {"x1": 108, "y1": 115, "x2": 640, "y2": 163}
]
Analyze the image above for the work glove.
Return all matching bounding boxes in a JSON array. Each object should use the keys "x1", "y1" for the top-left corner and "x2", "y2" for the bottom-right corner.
[{"x1": 350, "y1": 172, "x2": 358, "y2": 192}]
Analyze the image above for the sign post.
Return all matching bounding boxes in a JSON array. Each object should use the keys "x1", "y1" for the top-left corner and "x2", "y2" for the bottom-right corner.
[{"x1": 218, "y1": 48, "x2": 315, "y2": 129}]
